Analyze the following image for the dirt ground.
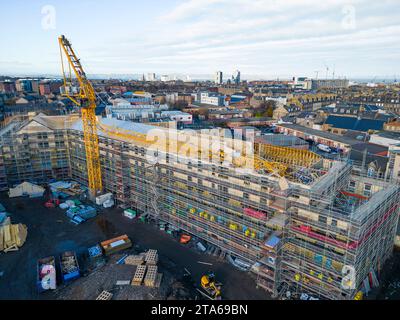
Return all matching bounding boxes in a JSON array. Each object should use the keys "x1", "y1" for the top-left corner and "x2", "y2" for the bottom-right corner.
[
  {"x1": 372, "y1": 250, "x2": 400, "y2": 300},
  {"x1": 0, "y1": 192, "x2": 269, "y2": 300}
]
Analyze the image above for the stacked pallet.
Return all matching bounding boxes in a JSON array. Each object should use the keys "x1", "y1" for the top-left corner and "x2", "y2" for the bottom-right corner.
[
  {"x1": 96, "y1": 290, "x2": 113, "y2": 300},
  {"x1": 131, "y1": 265, "x2": 147, "y2": 286},
  {"x1": 144, "y1": 265, "x2": 158, "y2": 287},
  {"x1": 0, "y1": 223, "x2": 28, "y2": 253},
  {"x1": 145, "y1": 249, "x2": 158, "y2": 265},
  {"x1": 125, "y1": 254, "x2": 145, "y2": 266}
]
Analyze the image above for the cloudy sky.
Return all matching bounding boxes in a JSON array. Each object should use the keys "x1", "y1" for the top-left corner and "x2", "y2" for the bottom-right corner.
[{"x1": 0, "y1": 0, "x2": 399, "y2": 79}]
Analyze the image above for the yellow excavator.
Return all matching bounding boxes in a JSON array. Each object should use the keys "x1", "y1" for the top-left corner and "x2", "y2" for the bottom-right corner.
[{"x1": 200, "y1": 272, "x2": 222, "y2": 300}]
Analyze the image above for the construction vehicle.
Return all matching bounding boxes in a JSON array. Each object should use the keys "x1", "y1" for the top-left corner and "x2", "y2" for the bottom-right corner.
[
  {"x1": 58, "y1": 35, "x2": 102, "y2": 200},
  {"x1": 199, "y1": 272, "x2": 222, "y2": 300},
  {"x1": 354, "y1": 291, "x2": 363, "y2": 300}
]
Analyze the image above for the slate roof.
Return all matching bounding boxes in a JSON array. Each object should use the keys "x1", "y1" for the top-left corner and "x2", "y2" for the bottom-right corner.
[{"x1": 325, "y1": 115, "x2": 386, "y2": 132}]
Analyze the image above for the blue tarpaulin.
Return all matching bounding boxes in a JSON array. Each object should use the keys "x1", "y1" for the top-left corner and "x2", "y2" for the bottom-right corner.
[{"x1": 264, "y1": 234, "x2": 280, "y2": 248}]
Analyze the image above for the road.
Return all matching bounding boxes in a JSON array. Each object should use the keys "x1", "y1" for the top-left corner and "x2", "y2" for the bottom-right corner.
[{"x1": 0, "y1": 193, "x2": 269, "y2": 300}]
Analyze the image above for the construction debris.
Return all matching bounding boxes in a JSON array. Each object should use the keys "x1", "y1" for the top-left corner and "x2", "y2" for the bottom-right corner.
[{"x1": 0, "y1": 222, "x2": 28, "y2": 252}]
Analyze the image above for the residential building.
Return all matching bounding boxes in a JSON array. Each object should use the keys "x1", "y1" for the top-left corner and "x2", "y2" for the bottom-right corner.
[
  {"x1": 0, "y1": 113, "x2": 398, "y2": 300},
  {"x1": 324, "y1": 115, "x2": 387, "y2": 134},
  {"x1": 386, "y1": 144, "x2": 400, "y2": 181},
  {"x1": 15, "y1": 79, "x2": 33, "y2": 93},
  {"x1": 39, "y1": 82, "x2": 51, "y2": 95},
  {"x1": 199, "y1": 92, "x2": 226, "y2": 106},
  {"x1": 0, "y1": 81, "x2": 16, "y2": 93},
  {"x1": 146, "y1": 73, "x2": 156, "y2": 81},
  {"x1": 308, "y1": 79, "x2": 349, "y2": 90},
  {"x1": 165, "y1": 93, "x2": 194, "y2": 105},
  {"x1": 160, "y1": 110, "x2": 193, "y2": 124},
  {"x1": 384, "y1": 119, "x2": 400, "y2": 132},
  {"x1": 273, "y1": 105, "x2": 302, "y2": 120}
]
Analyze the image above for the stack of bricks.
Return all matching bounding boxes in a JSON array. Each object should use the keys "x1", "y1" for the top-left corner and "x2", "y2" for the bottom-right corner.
[
  {"x1": 131, "y1": 265, "x2": 147, "y2": 286},
  {"x1": 125, "y1": 254, "x2": 145, "y2": 266},
  {"x1": 145, "y1": 249, "x2": 158, "y2": 265},
  {"x1": 144, "y1": 265, "x2": 158, "y2": 287}
]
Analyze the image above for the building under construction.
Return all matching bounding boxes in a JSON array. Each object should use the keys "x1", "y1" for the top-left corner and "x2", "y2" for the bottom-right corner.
[{"x1": 0, "y1": 113, "x2": 399, "y2": 300}]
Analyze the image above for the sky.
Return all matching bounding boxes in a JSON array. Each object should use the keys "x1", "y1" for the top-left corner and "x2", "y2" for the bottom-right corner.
[{"x1": 0, "y1": 0, "x2": 399, "y2": 80}]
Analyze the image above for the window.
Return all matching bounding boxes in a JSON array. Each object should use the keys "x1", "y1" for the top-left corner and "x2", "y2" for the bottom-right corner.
[
  {"x1": 243, "y1": 192, "x2": 249, "y2": 199},
  {"x1": 331, "y1": 219, "x2": 337, "y2": 227},
  {"x1": 318, "y1": 215, "x2": 327, "y2": 224},
  {"x1": 364, "y1": 184, "x2": 372, "y2": 197},
  {"x1": 348, "y1": 181, "x2": 356, "y2": 192}
]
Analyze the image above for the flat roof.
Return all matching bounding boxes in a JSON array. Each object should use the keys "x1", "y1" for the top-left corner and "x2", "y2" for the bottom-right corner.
[{"x1": 276, "y1": 123, "x2": 361, "y2": 146}]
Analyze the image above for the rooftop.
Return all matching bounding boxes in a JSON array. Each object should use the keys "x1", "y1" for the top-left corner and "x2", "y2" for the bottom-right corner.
[
  {"x1": 276, "y1": 123, "x2": 361, "y2": 146},
  {"x1": 325, "y1": 115, "x2": 386, "y2": 132}
]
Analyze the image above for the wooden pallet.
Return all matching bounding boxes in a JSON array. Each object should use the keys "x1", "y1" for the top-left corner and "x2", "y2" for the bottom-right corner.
[
  {"x1": 145, "y1": 249, "x2": 158, "y2": 265},
  {"x1": 131, "y1": 265, "x2": 147, "y2": 286},
  {"x1": 144, "y1": 265, "x2": 158, "y2": 287},
  {"x1": 0, "y1": 223, "x2": 27, "y2": 252},
  {"x1": 96, "y1": 291, "x2": 113, "y2": 300},
  {"x1": 125, "y1": 255, "x2": 145, "y2": 266}
]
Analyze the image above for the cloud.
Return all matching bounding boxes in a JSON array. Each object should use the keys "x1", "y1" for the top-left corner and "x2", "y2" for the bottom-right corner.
[{"x1": 2, "y1": 0, "x2": 399, "y2": 77}]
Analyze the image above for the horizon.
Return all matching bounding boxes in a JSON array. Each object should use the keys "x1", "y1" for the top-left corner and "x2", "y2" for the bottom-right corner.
[{"x1": 0, "y1": 0, "x2": 399, "y2": 79}]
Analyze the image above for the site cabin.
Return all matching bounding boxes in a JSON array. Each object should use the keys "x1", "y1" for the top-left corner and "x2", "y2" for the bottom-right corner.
[
  {"x1": 60, "y1": 251, "x2": 80, "y2": 283},
  {"x1": 37, "y1": 256, "x2": 57, "y2": 293}
]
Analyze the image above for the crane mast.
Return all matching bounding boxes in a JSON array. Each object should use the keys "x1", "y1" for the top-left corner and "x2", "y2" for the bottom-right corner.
[{"x1": 58, "y1": 35, "x2": 102, "y2": 199}]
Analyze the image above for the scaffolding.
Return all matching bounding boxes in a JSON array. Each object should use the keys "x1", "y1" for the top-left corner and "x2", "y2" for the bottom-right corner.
[
  {"x1": 279, "y1": 168, "x2": 400, "y2": 300},
  {"x1": 1, "y1": 114, "x2": 399, "y2": 300}
]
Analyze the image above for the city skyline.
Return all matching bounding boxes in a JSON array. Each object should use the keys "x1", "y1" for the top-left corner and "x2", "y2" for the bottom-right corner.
[{"x1": 0, "y1": 0, "x2": 399, "y2": 78}]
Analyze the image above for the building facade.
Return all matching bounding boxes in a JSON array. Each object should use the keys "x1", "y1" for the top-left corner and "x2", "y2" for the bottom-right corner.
[
  {"x1": 215, "y1": 71, "x2": 223, "y2": 85},
  {"x1": 0, "y1": 114, "x2": 399, "y2": 300}
]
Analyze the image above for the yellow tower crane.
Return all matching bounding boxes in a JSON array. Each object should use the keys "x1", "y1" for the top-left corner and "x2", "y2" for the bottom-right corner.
[{"x1": 58, "y1": 35, "x2": 102, "y2": 199}]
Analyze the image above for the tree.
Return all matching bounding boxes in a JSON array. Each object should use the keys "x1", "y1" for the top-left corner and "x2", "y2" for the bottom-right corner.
[
  {"x1": 254, "y1": 100, "x2": 275, "y2": 117},
  {"x1": 170, "y1": 100, "x2": 188, "y2": 111}
]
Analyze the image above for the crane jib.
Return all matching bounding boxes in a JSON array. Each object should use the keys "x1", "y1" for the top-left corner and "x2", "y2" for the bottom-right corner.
[{"x1": 58, "y1": 35, "x2": 103, "y2": 199}]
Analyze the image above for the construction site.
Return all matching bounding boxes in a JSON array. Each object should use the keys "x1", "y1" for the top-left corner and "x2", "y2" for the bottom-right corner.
[{"x1": 0, "y1": 36, "x2": 399, "y2": 300}]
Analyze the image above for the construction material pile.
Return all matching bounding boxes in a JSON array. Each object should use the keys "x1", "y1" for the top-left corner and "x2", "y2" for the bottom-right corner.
[
  {"x1": 128, "y1": 249, "x2": 163, "y2": 288},
  {"x1": 59, "y1": 200, "x2": 97, "y2": 224},
  {"x1": 96, "y1": 193, "x2": 114, "y2": 208},
  {"x1": 49, "y1": 181, "x2": 85, "y2": 198},
  {"x1": 125, "y1": 253, "x2": 145, "y2": 266},
  {"x1": 0, "y1": 218, "x2": 28, "y2": 253},
  {"x1": 100, "y1": 235, "x2": 132, "y2": 256}
]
